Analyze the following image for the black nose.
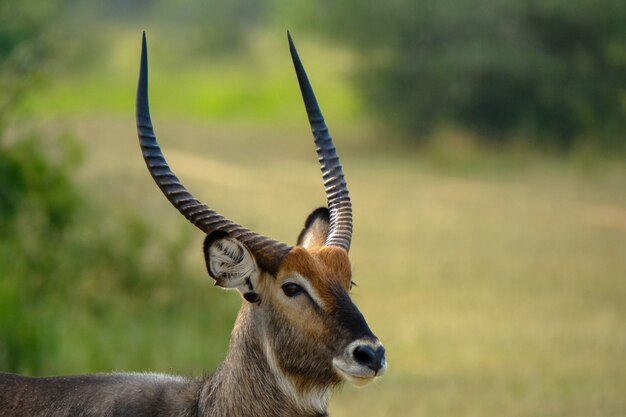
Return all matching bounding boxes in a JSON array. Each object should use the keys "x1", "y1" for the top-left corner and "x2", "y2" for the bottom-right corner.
[{"x1": 352, "y1": 344, "x2": 386, "y2": 372}]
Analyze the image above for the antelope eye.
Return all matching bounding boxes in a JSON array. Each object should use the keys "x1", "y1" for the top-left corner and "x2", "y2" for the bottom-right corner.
[{"x1": 282, "y1": 283, "x2": 304, "y2": 297}]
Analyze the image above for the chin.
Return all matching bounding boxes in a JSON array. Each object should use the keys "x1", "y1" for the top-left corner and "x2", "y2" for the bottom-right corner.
[{"x1": 332, "y1": 363, "x2": 383, "y2": 388}]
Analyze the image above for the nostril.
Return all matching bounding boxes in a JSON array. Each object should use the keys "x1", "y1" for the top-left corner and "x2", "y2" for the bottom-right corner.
[{"x1": 353, "y1": 345, "x2": 376, "y2": 367}]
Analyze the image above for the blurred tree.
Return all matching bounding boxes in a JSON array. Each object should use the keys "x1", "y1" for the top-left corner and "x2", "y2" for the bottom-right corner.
[
  {"x1": 0, "y1": 1, "x2": 60, "y2": 128},
  {"x1": 0, "y1": 0, "x2": 202, "y2": 374},
  {"x1": 303, "y1": 0, "x2": 626, "y2": 149},
  {"x1": 0, "y1": 0, "x2": 71, "y2": 373},
  {"x1": 154, "y1": 0, "x2": 268, "y2": 55}
]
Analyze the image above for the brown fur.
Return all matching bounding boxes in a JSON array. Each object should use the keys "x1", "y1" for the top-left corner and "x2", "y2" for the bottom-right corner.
[
  {"x1": 0, "y1": 373, "x2": 200, "y2": 417},
  {"x1": 279, "y1": 246, "x2": 352, "y2": 300}
]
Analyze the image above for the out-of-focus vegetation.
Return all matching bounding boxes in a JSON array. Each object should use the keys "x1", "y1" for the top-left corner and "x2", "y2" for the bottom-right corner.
[
  {"x1": 1, "y1": 1, "x2": 625, "y2": 417},
  {"x1": 0, "y1": 0, "x2": 234, "y2": 375},
  {"x1": 304, "y1": 0, "x2": 626, "y2": 150},
  {"x1": 22, "y1": 0, "x2": 626, "y2": 152}
]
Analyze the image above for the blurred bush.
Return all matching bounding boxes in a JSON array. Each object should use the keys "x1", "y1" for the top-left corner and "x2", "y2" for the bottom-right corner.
[
  {"x1": 0, "y1": 0, "x2": 209, "y2": 375},
  {"x1": 14, "y1": 0, "x2": 625, "y2": 152},
  {"x1": 154, "y1": 0, "x2": 266, "y2": 55},
  {"x1": 73, "y1": 0, "x2": 269, "y2": 57},
  {"x1": 304, "y1": 0, "x2": 626, "y2": 150}
]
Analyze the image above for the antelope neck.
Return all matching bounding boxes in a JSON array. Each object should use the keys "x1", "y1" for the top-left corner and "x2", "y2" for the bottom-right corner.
[{"x1": 198, "y1": 305, "x2": 330, "y2": 417}]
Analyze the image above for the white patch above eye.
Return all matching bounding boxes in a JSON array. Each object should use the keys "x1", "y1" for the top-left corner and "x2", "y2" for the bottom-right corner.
[
  {"x1": 208, "y1": 238, "x2": 257, "y2": 290},
  {"x1": 283, "y1": 273, "x2": 325, "y2": 309}
]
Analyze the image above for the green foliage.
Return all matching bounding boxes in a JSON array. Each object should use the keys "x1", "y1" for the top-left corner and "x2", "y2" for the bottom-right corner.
[
  {"x1": 153, "y1": 0, "x2": 268, "y2": 56},
  {"x1": 0, "y1": 128, "x2": 230, "y2": 374},
  {"x1": 0, "y1": 0, "x2": 62, "y2": 373},
  {"x1": 0, "y1": 133, "x2": 78, "y2": 372},
  {"x1": 304, "y1": 0, "x2": 626, "y2": 149},
  {"x1": 0, "y1": 0, "x2": 233, "y2": 375},
  {"x1": 0, "y1": 134, "x2": 81, "y2": 234},
  {"x1": 0, "y1": 1, "x2": 67, "y2": 125}
]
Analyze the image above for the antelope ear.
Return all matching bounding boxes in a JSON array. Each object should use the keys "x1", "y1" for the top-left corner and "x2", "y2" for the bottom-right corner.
[
  {"x1": 203, "y1": 232, "x2": 260, "y2": 301},
  {"x1": 297, "y1": 207, "x2": 330, "y2": 249}
]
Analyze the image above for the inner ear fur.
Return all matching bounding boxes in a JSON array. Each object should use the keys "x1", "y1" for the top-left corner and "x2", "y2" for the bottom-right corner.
[
  {"x1": 297, "y1": 207, "x2": 330, "y2": 249},
  {"x1": 203, "y1": 232, "x2": 257, "y2": 291}
]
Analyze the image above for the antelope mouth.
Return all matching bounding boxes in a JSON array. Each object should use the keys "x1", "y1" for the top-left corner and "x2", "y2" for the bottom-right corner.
[
  {"x1": 332, "y1": 340, "x2": 387, "y2": 387},
  {"x1": 332, "y1": 358, "x2": 386, "y2": 387},
  {"x1": 332, "y1": 362, "x2": 376, "y2": 387}
]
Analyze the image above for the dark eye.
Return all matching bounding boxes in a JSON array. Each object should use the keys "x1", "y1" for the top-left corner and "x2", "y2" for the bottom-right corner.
[{"x1": 282, "y1": 283, "x2": 303, "y2": 297}]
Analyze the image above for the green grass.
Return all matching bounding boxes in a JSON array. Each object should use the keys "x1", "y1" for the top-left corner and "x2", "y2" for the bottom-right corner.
[
  {"x1": 43, "y1": 115, "x2": 625, "y2": 417},
  {"x1": 22, "y1": 28, "x2": 360, "y2": 123}
]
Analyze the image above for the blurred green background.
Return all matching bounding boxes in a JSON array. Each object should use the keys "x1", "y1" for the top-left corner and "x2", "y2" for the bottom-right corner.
[{"x1": 1, "y1": 1, "x2": 625, "y2": 416}]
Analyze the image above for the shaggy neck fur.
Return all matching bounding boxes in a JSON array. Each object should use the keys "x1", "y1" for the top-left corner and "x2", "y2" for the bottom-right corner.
[{"x1": 198, "y1": 304, "x2": 330, "y2": 417}]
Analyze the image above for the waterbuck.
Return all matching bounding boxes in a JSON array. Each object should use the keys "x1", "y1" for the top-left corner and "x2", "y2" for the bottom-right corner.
[{"x1": 0, "y1": 32, "x2": 386, "y2": 417}]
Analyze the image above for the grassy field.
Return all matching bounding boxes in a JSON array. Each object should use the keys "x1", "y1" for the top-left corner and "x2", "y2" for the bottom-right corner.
[
  {"x1": 22, "y1": 28, "x2": 359, "y2": 123},
  {"x1": 10, "y1": 27, "x2": 626, "y2": 417},
  {"x1": 40, "y1": 114, "x2": 623, "y2": 417}
]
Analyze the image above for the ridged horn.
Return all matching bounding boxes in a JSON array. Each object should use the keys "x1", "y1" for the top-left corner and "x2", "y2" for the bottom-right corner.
[
  {"x1": 136, "y1": 32, "x2": 292, "y2": 274},
  {"x1": 288, "y1": 32, "x2": 353, "y2": 252}
]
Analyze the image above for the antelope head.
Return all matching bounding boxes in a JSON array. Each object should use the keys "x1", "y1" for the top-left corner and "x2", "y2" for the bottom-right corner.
[{"x1": 136, "y1": 32, "x2": 386, "y2": 400}]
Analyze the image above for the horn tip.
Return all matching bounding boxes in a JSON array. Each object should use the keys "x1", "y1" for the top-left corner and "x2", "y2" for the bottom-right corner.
[
  {"x1": 287, "y1": 31, "x2": 298, "y2": 58},
  {"x1": 140, "y1": 32, "x2": 147, "y2": 63},
  {"x1": 137, "y1": 30, "x2": 150, "y2": 117}
]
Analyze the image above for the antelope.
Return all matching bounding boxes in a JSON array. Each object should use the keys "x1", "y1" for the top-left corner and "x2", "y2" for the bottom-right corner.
[{"x1": 0, "y1": 32, "x2": 386, "y2": 417}]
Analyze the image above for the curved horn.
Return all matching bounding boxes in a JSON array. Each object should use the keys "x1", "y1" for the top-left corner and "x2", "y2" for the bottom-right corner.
[
  {"x1": 136, "y1": 32, "x2": 292, "y2": 274},
  {"x1": 288, "y1": 32, "x2": 353, "y2": 252}
]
